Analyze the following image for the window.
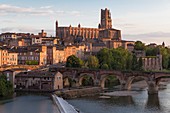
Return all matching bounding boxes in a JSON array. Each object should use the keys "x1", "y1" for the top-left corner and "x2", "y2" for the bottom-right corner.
[{"x1": 30, "y1": 52, "x2": 33, "y2": 55}]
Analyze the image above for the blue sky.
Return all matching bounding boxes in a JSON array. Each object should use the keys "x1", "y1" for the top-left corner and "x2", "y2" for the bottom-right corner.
[{"x1": 0, "y1": 0, "x2": 170, "y2": 45}]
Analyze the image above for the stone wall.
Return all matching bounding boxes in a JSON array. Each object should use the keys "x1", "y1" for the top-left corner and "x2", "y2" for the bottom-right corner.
[{"x1": 56, "y1": 87, "x2": 102, "y2": 99}]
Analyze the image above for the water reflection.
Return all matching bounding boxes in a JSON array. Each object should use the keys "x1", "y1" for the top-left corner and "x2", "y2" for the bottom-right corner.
[
  {"x1": 108, "y1": 96, "x2": 134, "y2": 106},
  {"x1": 146, "y1": 94, "x2": 160, "y2": 109},
  {"x1": 0, "y1": 95, "x2": 59, "y2": 113}
]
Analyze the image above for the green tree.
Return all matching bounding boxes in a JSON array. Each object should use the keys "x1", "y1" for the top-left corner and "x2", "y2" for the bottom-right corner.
[
  {"x1": 138, "y1": 57, "x2": 143, "y2": 70},
  {"x1": 97, "y1": 47, "x2": 133, "y2": 70},
  {"x1": 160, "y1": 47, "x2": 170, "y2": 69},
  {"x1": 132, "y1": 54, "x2": 138, "y2": 70},
  {"x1": 66, "y1": 55, "x2": 83, "y2": 68},
  {"x1": 0, "y1": 75, "x2": 13, "y2": 97},
  {"x1": 87, "y1": 55, "x2": 99, "y2": 69},
  {"x1": 146, "y1": 47, "x2": 160, "y2": 56},
  {"x1": 97, "y1": 48, "x2": 113, "y2": 69},
  {"x1": 134, "y1": 41, "x2": 145, "y2": 50}
]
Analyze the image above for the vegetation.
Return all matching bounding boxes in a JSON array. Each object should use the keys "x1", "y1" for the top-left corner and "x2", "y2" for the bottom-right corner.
[
  {"x1": 105, "y1": 75, "x2": 120, "y2": 88},
  {"x1": 134, "y1": 41, "x2": 145, "y2": 50},
  {"x1": 0, "y1": 74, "x2": 13, "y2": 97},
  {"x1": 87, "y1": 55, "x2": 99, "y2": 69},
  {"x1": 26, "y1": 60, "x2": 39, "y2": 65},
  {"x1": 97, "y1": 47, "x2": 134, "y2": 70},
  {"x1": 66, "y1": 55, "x2": 84, "y2": 68},
  {"x1": 82, "y1": 76, "x2": 94, "y2": 86}
]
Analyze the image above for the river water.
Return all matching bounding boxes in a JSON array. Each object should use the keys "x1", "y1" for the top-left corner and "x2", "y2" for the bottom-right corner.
[
  {"x1": 1, "y1": 84, "x2": 170, "y2": 113},
  {"x1": 0, "y1": 94, "x2": 59, "y2": 113},
  {"x1": 67, "y1": 84, "x2": 170, "y2": 113}
]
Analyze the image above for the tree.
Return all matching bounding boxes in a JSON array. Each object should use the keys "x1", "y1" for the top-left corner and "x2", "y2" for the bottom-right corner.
[
  {"x1": 97, "y1": 47, "x2": 133, "y2": 70},
  {"x1": 0, "y1": 75, "x2": 13, "y2": 97},
  {"x1": 134, "y1": 41, "x2": 145, "y2": 50},
  {"x1": 66, "y1": 55, "x2": 83, "y2": 68},
  {"x1": 97, "y1": 48, "x2": 113, "y2": 69},
  {"x1": 138, "y1": 57, "x2": 143, "y2": 71},
  {"x1": 87, "y1": 55, "x2": 99, "y2": 69},
  {"x1": 146, "y1": 47, "x2": 160, "y2": 56},
  {"x1": 160, "y1": 47, "x2": 170, "y2": 69},
  {"x1": 132, "y1": 54, "x2": 138, "y2": 70}
]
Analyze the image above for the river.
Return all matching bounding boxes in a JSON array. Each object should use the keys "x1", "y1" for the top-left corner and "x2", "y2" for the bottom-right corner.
[
  {"x1": 67, "y1": 83, "x2": 170, "y2": 113},
  {"x1": 1, "y1": 84, "x2": 170, "y2": 113},
  {"x1": 0, "y1": 94, "x2": 59, "y2": 113}
]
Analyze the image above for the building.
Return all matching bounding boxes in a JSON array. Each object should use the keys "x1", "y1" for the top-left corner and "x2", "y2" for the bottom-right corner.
[
  {"x1": 142, "y1": 55, "x2": 162, "y2": 71},
  {"x1": 0, "y1": 33, "x2": 17, "y2": 41},
  {"x1": 104, "y1": 40, "x2": 135, "y2": 49},
  {"x1": 14, "y1": 71, "x2": 63, "y2": 91},
  {"x1": 16, "y1": 45, "x2": 47, "y2": 65},
  {"x1": 2, "y1": 68, "x2": 27, "y2": 87},
  {"x1": 56, "y1": 8, "x2": 120, "y2": 41},
  {"x1": 0, "y1": 46, "x2": 9, "y2": 66},
  {"x1": 8, "y1": 51, "x2": 18, "y2": 65}
]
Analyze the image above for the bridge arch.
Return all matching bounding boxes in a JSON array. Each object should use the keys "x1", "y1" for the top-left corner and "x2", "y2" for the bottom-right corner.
[
  {"x1": 156, "y1": 76, "x2": 170, "y2": 86},
  {"x1": 78, "y1": 73, "x2": 95, "y2": 87},
  {"x1": 100, "y1": 74, "x2": 121, "y2": 89},
  {"x1": 125, "y1": 76, "x2": 149, "y2": 90},
  {"x1": 63, "y1": 76, "x2": 76, "y2": 88}
]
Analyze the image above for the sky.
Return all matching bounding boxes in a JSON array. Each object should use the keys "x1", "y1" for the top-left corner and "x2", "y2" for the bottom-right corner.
[{"x1": 0, "y1": 0, "x2": 170, "y2": 45}]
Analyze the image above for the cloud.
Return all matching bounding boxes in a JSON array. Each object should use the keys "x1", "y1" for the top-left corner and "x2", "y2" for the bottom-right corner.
[
  {"x1": 0, "y1": 4, "x2": 81, "y2": 16},
  {"x1": 1, "y1": 20, "x2": 15, "y2": 23},
  {"x1": 124, "y1": 32, "x2": 170, "y2": 38},
  {"x1": 0, "y1": 4, "x2": 55, "y2": 16},
  {"x1": 0, "y1": 26, "x2": 54, "y2": 36}
]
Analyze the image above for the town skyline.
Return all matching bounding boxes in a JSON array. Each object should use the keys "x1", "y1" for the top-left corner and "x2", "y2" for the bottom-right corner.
[{"x1": 0, "y1": 0, "x2": 170, "y2": 45}]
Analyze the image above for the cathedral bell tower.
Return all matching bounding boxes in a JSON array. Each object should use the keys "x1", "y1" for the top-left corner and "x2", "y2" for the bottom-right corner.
[
  {"x1": 56, "y1": 20, "x2": 58, "y2": 37},
  {"x1": 100, "y1": 8, "x2": 112, "y2": 29}
]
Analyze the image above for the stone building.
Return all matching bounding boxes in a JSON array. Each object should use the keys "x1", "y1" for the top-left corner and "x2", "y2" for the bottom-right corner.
[
  {"x1": 56, "y1": 8, "x2": 121, "y2": 41},
  {"x1": 16, "y1": 45, "x2": 47, "y2": 65},
  {"x1": 14, "y1": 71, "x2": 63, "y2": 91},
  {"x1": 0, "y1": 33, "x2": 17, "y2": 41},
  {"x1": 0, "y1": 46, "x2": 9, "y2": 66},
  {"x1": 2, "y1": 68, "x2": 27, "y2": 87},
  {"x1": 0, "y1": 46, "x2": 18, "y2": 66},
  {"x1": 142, "y1": 55, "x2": 162, "y2": 71}
]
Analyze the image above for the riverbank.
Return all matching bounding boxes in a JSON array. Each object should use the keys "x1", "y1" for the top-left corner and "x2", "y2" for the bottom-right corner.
[{"x1": 55, "y1": 87, "x2": 102, "y2": 99}]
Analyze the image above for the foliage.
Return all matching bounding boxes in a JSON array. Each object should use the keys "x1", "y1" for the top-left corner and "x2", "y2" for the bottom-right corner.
[
  {"x1": 82, "y1": 76, "x2": 94, "y2": 86},
  {"x1": 134, "y1": 41, "x2": 145, "y2": 50},
  {"x1": 97, "y1": 47, "x2": 133, "y2": 70},
  {"x1": 105, "y1": 75, "x2": 120, "y2": 88},
  {"x1": 146, "y1": 46, "x2": 160, "y2": 56},
  {"x1": 66, "y1": 55, "x2": 83, "y2": 68},
  {"x1": 160, "y1": 47, "x2": 170, "y2": 69},
  {"x1": 101, "y1": 64, "x2": 109, "y2": 69},
  {"x1": 26, "y1": 60, "x2": 39, "y2": 65},
  {"x1": 97, "y1": 48, "x2": 112, "y2": 69},
  {"x1": 0, "y1": 75, "x2": 13, "y2": 97},
  {"x1": 138, "y1": 57, "x2": 143, "y2": 71},
  {"x1": 87, "y1": 55, "x2": 99, "y2": 69}
]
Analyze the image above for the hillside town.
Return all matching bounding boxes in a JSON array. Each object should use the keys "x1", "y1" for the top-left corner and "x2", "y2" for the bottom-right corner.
[
  {"x1": 1, "y1": 4, "x2": 170, "y2": 113},
  {"x1": 0, "y1": 8, "x2": 164, "y2": 71}
]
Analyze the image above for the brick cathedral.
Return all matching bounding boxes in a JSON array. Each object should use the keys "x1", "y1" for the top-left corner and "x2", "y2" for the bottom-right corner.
[{"x1": 55, "y1": 8, "x2": 121, "y2": 41}]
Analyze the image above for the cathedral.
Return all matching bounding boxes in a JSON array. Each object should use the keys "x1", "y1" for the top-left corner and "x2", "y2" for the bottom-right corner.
[{"x1": 55, "y1": 8, "x2": 121, "y2": 41}]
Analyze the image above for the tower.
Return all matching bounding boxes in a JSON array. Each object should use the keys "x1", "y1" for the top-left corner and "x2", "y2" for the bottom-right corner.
[
  {"x1": 56, "y1": 20, "x2": 58, "y2": 37},
  {"x1": 100, "y1": 8, "x2": 112, "y2": 29}
]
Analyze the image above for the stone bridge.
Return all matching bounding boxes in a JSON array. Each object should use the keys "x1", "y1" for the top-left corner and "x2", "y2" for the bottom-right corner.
[{"x1": 49, "y1": 67, "x2": 170, "y2": 95}]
